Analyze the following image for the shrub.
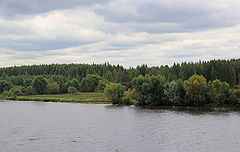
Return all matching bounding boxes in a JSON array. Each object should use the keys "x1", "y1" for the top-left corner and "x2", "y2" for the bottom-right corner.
[
  {"x1": 0, "y1": 80, "x2": 12, "y2": 94},
  {"x1": 1, "y1": 90, "x2": 11, "y2": 97},
  {"x1": 95, "y1": 79, "x2": 109, "y2": 92},
  {"x1": 121, "y1": 94, "x2": 131, "y2": 105},
  {"x1": 71, "y1": 79, "x2": 80, "y2": 91},
  {"x1": 9, "y1": 86, "x2": 25, "y2": 97},
  {"x1": 68, "y1": 86, "x2": 77, "y2": 94},
  {"x1": 26, "y1": 86, "x2": 36, "y2": 95},
  {"x1": 48, "y1": 82, "x2": 60, "y2": 94},
  {"x1": 230, "y1": 89, "x2": 240, "y2": 105},
  {"x1": 104, "y1": 83, "x2": 125, "y2": 104}
]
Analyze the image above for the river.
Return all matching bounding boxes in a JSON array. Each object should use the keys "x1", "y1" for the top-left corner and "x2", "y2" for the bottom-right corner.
[{"x1": 0, "y1": 100, "x2": 240, "y2": 152}]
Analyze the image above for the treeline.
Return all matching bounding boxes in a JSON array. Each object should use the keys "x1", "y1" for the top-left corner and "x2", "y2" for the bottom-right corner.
[
  {"x1": 103, "y1": 73, "x2": 240, "y2": 107},
  {"x1": 129, "y1": 74, "x2": 240, "y2": 107},
  {"x1": 0, "y1": 59, "x2": 240, "y2": 106},
  {"x1": 0, "y1": 74, "x2": 107, "y2": 97},
  {"x1": 1, "y1": 59, "x2": 240, "y2": 87}
]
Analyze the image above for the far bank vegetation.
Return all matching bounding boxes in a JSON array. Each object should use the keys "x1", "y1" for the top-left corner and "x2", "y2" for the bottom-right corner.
[{"x1": 0, "y1": 59, "x2": 240, "y2": 107}]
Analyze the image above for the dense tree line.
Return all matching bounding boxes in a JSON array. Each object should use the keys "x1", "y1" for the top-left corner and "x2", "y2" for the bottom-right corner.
[
  {"x1": 1, "y1": 59, "x2": 240, "y2": 87},
  {"x1": 0, "y1": 59, "x2": 240, "y2": 107},
  {"x1": 130, "y1": 73, "x2": 240, "y2": 107}
]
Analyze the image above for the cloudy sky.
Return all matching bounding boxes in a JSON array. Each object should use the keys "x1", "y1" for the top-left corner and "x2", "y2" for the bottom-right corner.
[{"x1": 0, "y1": 0, "x2": 240, "y2": 67}]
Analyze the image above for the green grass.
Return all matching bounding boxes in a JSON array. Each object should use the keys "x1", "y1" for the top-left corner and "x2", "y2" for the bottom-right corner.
[{"x1": 6, "y1": 92, "x2": 111, "y2": 104}]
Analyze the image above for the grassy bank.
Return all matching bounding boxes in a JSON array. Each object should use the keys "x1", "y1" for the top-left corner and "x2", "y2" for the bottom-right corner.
[{"x1": 5, "y1": 92, "x2": 111, "y2": 104}]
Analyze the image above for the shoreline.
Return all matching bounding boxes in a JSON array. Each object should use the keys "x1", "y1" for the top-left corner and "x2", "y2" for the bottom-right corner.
[
  {"x1": 4, "y1": 98, "x2": 112, "y2": 104},
  {"x1": 2, "y1": 97, "x2": 240, "y2": 112}
]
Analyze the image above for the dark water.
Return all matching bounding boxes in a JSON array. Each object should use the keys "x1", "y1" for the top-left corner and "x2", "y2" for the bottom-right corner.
[{"x1": 1, "y1": 101, "x2": 240, "y2": 152}]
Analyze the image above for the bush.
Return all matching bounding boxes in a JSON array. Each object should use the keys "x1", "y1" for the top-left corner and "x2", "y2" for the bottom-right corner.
[
  {"x1": 68, "y1": 86, "x2": 77, "y2": 94},
  {"x1": 104, "y1": 83, "x2": 125, "y2": 104},
  {"x1": 71, "y1": 79, "x2": 80, "y2": 91},
  {"x1": 128, "y1": 88, "x2": 137, "y2": 100},
  {"x1": 95, "y1": 79, "x2": 109, "y2": 92},
  {"x1": 0, "y1": 80, "x2": 12, "y2": 94},
  {"x1": 24, "y1": 78, "x2": 33, "y2": 87},
  {"x1": 48, "y1": 82, "x2": 60, "y2": 94},
  {"x1": 26, "y1": 86, "x2": 36, "y2": 95},
  {"x1": 1, "y1": 90, "x2": 11, "y2": 97},
  {"x1": 9, "y1": 86, "x2": 25, "y2": 97},
  {"x1": 230, "y1": 89, "x2": 240, "y2": 105},
  {"x1": 121, "y1": 94, "x2": 131, "y2": 105}
]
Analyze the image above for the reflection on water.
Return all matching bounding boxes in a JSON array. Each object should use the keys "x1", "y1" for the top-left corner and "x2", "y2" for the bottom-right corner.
[{"x1": 0, "y1": 100, "x2": 240, "y2": 152}]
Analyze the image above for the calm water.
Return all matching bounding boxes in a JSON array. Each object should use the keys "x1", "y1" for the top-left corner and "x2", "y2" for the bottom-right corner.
[{"x1": 1, "y1": 101, "x2": 240, "y2": 152}]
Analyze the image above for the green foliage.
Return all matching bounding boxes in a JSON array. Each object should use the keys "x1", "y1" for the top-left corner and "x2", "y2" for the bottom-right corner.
[
  {"x1": 1, "y1": 90, "x2": 10, "y2": 97},
  {"x1": 176, "y1": 79, "x2": 186, "y2": 104},
  {"x1": 121, "y1": 94, "x2": 131, "y2": 105},
  {"x1": 104, "y1": 83, "x2": 125, "y2": 104},
  {"x1": 103, "y1": 71, "x2": 113, "y2": 82},
  {"x1": 24, "y1": 78, "x2": 33, "y2": 87},
  {"x1": 184, "y1": 74, "x2": 209, "y2": 106},
  {"x1": 230, "y1": 89, "x2": 240, "y2": 104},
  {"x1": 128, "y1": 88, "x2": 137, "y2": 100},
  {"x1": 0, "y1": 59, "x2": 239, "y2": 107},
  {"x1": 0, "y1": 80, "x2": 12, "y2": 94},
  {"x1": 164, "y1": 81, "x2": 178, "y2": 105},
  {"x1": 132, "y1": 74, "x2": 166, "y2": 105},
  {"x1": 9, "y1": 86, "x2": 25, "y2": 97},
  {"x1": 238, "y1": 73, "x2": 240, "y2": 85},
  {"x1": 95, "y1": 79, "x2": 109, "y2": 92},
  {"x1": 26, "y1": 86, "x2": 36, "y2": 95},
  {"x1": 208, "y1": 80, "x2": 230, "y2": 106},
  {"x1": 80, "y1": 74, "x2": 102, "y2": 92},
  {"x1": 32, "y1": 76, "x2": 49, "y2": 94},
  {"x1": 70, "y1": 79, "x2": 80, "y2": 91},
  {"x1": 164, "y1": 80, "x2": 185, "y2": 106},
  {"x1": 0, "y1": 59, "x2": 240, "y2": 87},
  {"x1": 48, "y1": 82, "x2": 60, "y2": 94},
  {"x1": 68, "y1": 86, "x2": 77, "y2": 94}
]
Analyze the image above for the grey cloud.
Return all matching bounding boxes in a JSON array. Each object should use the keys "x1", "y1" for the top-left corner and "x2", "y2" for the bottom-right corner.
[
  {"x1": 95, "y1": 1, "x2": 209, "y2": 23},
  {"x1": 0, "y1": 37, "x2": 100, "y2": 52},
  {"x1": 1, "y1": 0, "x2": 240, "y2": 67},
  {"x1": 93, "y1": 0, "x2": 240, "y2": 33},
  {"x1": 0, "y1": 0, "x2": 111, "y2": 17}
]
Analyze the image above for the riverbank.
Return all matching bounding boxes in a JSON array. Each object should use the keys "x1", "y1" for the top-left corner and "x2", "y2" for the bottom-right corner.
[
  {"x1": 3, "y1": 92, "x2": 111, "y2": 104},
  {"x1": 1, "y1": 96, "x2": 240, "y2": 113}
]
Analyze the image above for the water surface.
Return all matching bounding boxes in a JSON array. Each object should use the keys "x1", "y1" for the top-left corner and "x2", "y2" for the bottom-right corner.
[{"x1": 0, "y1": 100, "x2": 240, "y2": 152}]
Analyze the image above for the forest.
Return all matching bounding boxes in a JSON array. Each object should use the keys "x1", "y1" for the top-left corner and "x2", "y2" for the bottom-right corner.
[{"x1": 0, "y1": 58, "x2": 240, "y2": 107}]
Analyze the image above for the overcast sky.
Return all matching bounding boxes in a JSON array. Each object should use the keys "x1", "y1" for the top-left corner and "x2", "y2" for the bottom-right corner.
[{"x1": 0, "y1": 0, "x2": 240, "y2": 67}]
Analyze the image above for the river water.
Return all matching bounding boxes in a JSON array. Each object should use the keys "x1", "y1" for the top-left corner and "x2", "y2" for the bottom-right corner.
[{"x1": 0, "y1": 100, "x2": 240, "y2": 152}]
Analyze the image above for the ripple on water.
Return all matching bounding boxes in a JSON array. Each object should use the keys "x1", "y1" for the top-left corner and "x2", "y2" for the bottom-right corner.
[{"x1": 1, "y1": 101, "x2": 240, "y2": 152}]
